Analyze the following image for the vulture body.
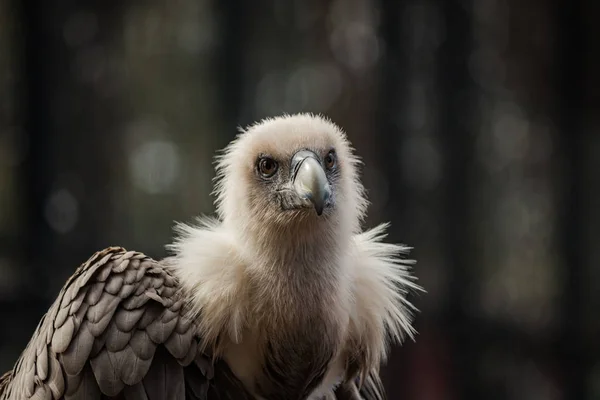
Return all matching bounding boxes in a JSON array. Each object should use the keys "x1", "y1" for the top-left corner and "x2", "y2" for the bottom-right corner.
[{"x1": 1, "y1": 114, "x2": 421, "y2": 400}]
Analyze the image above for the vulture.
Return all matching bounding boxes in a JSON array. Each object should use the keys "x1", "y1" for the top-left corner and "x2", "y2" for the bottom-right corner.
[{"x1": 0, "y1": 114, "x2": 422, "y2": 400}]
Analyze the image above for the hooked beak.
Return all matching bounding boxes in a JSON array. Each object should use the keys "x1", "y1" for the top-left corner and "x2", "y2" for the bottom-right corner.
[{"x1": 291, "y1": 150, "x2": 331, "y2": 216}]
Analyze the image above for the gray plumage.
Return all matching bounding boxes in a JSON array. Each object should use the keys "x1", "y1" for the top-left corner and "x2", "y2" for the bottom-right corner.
[
  {"x1": 0, "y1": 248, "x2": 251, "y2": 400},
  {"x1": 1, "y1": 114, "x2": 421, "y2": 399}
]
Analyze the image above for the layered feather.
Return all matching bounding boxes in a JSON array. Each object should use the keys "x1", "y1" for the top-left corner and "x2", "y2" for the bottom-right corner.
[{"x1": 0, "y1": 247, "x2": 252, "y2": 400}]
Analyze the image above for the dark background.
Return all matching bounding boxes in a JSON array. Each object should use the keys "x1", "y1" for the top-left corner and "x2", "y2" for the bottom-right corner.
[{"x1": 0, "y1": 0, "x2": 598, "y2": 399}]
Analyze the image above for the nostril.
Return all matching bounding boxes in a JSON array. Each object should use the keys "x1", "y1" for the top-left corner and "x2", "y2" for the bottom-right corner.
[{"x1": 322, "y1": 187, "x2": 333, "y2": 209}]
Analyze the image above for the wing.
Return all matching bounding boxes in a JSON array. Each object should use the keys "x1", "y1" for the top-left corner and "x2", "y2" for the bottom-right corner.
[{"x1": 0, "y1": 247, "x2": 252, "y2": 400}]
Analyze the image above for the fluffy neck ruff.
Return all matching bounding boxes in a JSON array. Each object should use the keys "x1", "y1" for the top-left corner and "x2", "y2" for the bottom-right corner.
[
  {"x1": 166, "y1": 213, "x2": 354, "y2": 351},
  {"x1": 235, "y1": 207, "x2": 350, "y2": 273},
  {"x1": 243, "y1": 214, "x2": 354, "y2": 329}
]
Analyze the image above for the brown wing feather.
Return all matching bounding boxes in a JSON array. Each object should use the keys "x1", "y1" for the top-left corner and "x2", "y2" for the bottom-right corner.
[{"x1": 0, "y1": 247, "x2": 251, "y2": 400}]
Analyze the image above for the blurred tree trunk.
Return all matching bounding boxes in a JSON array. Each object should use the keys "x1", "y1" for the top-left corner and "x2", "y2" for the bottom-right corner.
[
  {"x1": 437, "y1": 0, "x2": 477, "y2": 398},
  {"x1": 111, "y1": 0, "x2": 221, "y2": 253},
  {"x1": 582, "y1": 0, "x2": 600, "y2": 396},
  {"x1": 465, "y1": 0, "x2": 569, "y2": 396},
  {"x1": 555, "y1": 0, "x2": 588, "y2": 397},
  {"x1": 376, "y1": 0, "x2": 454, "y2": 398},
  {"x1": 21, "y1": 0, "x2": 126, "y2": 276},
  {"x1": 375, "y1": 2, "x2": 412, "y2": 397},
  {"x1": 2, "y1": 0, "x2": 125, "y2": 368}
]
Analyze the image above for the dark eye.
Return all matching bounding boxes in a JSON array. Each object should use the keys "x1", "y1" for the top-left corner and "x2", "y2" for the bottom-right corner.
[
  {"x1": 324, "y1": 150, "x2": 336, "y2": 170},
  {"x1": 258, "y1": 157, "x2": 278, "y2": 177}
]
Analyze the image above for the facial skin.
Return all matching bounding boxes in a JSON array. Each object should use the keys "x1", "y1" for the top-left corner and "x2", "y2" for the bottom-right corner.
[{"x1": 256, "y1": 148, "x2": 337, "y2": 216}]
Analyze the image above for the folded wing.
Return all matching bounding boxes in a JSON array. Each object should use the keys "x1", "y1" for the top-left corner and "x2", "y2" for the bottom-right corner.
[{"x1": 0, "y1": 247, "x2": 251, "y2": 400}]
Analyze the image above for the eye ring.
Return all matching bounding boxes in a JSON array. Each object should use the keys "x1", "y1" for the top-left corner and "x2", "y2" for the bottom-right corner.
[
  {"x1": 257, "y1": 157, "x2": 278, "y2": 177},
  {"x1": 324, "y1": 150, "x2": 336, "y2": 170}
]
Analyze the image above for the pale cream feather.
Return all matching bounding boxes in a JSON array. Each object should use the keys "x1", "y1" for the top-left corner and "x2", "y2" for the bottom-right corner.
[
  {"x1": 348, "y1": 223, "x2": 420, "y2": 374},
  {"x1": 167, "y1": 217, "x2": 250, "y2": 349}
]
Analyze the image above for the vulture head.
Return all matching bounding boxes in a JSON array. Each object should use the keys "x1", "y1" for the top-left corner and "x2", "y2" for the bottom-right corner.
[{"x1": 214, "y1": 114, "x2": 368, "y2": 245}]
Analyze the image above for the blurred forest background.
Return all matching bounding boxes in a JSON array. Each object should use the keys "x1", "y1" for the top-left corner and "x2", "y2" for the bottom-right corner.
[{"x1": 0, "y1": 0, "x2": 598, "y2": 399}]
